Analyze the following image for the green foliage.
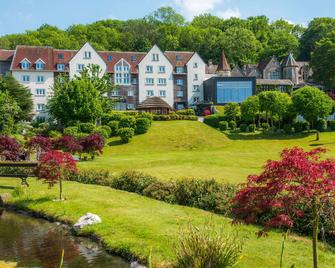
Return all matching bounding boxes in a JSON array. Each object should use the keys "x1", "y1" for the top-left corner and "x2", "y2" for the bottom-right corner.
[
  {"x1": 78, "y1": 122, "x2": 96, "y2": 134},
  {"x1": 175, "y1": 108, "x2": 195, "y2": 116},
  {"x1": 248, "y1": 124, "x2": 256, "y2": 132},
  {"x1": 118, "y1": 127, "x2": 134, "y2": 143},
  {"x1": 64, "y1": 126, "x2": 79, "y2": 136},
  {"x1": 0, "y1": 91, "x2": 21, "y2": 134},
  {"x1": 219, "y1": 121, "x2": 228, "y2": 131},
  {"x1": 283, "y1": 124, "x2": 294, "y2": 134},
  {"x1": 137, "y1": 112, "x2": 153, "y2": 123},
  {"x1": 329, "y1": 120, "x2": 335, "y2": 131},
  {"x1": 175, "y1": 223, "x2": 243, "y2": 268},
  {"x1": 292, "y1": 86, "x2": 334, "y2": 127},
  {"x1": 229, "y1": 120, "x2": 237, "y2": 130},
  {"x1": 95, "y1": 125, "x2": 112, "y2": 138},
  {"x1": 135, "y1": 118, "x2": 151, "y2": 134},
  {"x1": 107, "y1": 121, "x2": 119, "y2": 136},
  {"x1": 261, "y1": 122, "x2": 270, "y2": 131},
  {"x1": 119, "y1": 116, "x2": 136, "y2": 129},
  {"x1": 239, "y1": 123, "x2": 248, "y2": 132},
  {"x1": 241, "y1": 96, "x2": 260, "y2": 123},
  {"x1": 293, "y1": 121, "x2": 310, "y2": 133},
  {"x1": 153, "y1": 114, "x2": 197, "y2": 121},
  {"x1": 315, "y1": 119, "x2": 327, "y2": 132},
  {"x1": 203, "y1": 114, "x2": 225, "y2": 128},
  {"x1": 224, "y1": 103, "x2": 240, "y2": 121}
]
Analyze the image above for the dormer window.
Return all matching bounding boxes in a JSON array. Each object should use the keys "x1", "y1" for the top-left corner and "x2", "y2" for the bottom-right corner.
[
  {"x1": 108, "y1": 55, "x2": 113, "y2": 61},
  {"x1": 58, "y1": 53, "x2": 64, "y2": 59},
  {"x1": 35, "y1": 59, "x2": 45, "y2": 70},
  {"x1": 131, "y1": 55, "x2": 137, "y2": 62},
  {"x1": 21, "y1": 59, "x2": 30, "y2": 69},
  {"x1": 84, "y1": 51, "x2": 91, "y2": 59},
  {"x1": 57, "y1": 64, "x2": 65, "y2": 71},
  {"x1": 176, "y1": 55, "x2": 182, "y2": 61}
]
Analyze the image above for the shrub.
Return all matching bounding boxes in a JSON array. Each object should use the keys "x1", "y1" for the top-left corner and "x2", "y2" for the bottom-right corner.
[
  {"x1": 203, "y1": 114, "x2": 225, "y2": 128},
  {"x1": 329, "y1": 120, "x2": 335, "y2": 131},
  {"x1": 27, "y1": 136, "x2": 53, "y2": 155},
  {"x1": 119, "y1": 116, "x2": 136, "y2": 129},
  {"x1": 248, "y1": 123, "x2": 256, "y2": 132},
  {"x1": 283, "y1": 124, "x2": 293, "y2": 134},
  {"x1": 229, "y1": 120, "x2": 237, "y2": 130},
  {"x1": 316, "y1": 119, "x2": 327, "y2": 132},
  {"x1": 0, "y1": 135, "x2": 21, "y2": 161},
  {"x1": 111, "y1": 170, "x2": 157, "y2": 194},
  {"x1": 239, "y1": 123, "x2": 248, "y2": 132},
  {"x1": 261, "y1": 122, "x2": 270, "y2": 131},
  {"x1": 219, "y1": 121, "x2": 228, "y2": 131},
  {"x1": 143, "y1": 181, "x2": 177, "y2": 203},
  {"x1": 69, "y1": 169, "x2": 113, "y2": 186},
  {"x1": 137, "y1": 112, "x2": 153, "y2": 123},
  {"x1": 107, "y1": 121, "x2": 119, "y2": 136},
  {"x1": 293, "y1": 121, "x2": 305, "y2": 133},
  {"x1": 153, "y1": 114, "x2": 170, "y2": 121},
  {"x1": 64, "y1": 126, "x2": 79, "y2": 136},
  {"x1": 135, "y1": 118, "x2": 151, "y2": 134},
  {"x1": 176, "y1": 108, "x2": 195, "y2": 116},
  {"x1": 95, "y1": 125, "x2": 112, "y2": 138},
  {"x1": 54, "y1": 135, "x2": 82, "y2": 154},
  {"x1": 118, "y1": 127, "x2": 134, "y2": 143},
  {"x1": 48, "y1": 130, "x2": 62, "y2": 139},
  {"x1": 78, "y1": 122, "x2": 96, "y2": 134},
  {"x1": 79, "y1": 133, "x2": 105, "y2": 159},
  {"x1": 175, "y1": 223, "x2": 243, "y2": 268}
]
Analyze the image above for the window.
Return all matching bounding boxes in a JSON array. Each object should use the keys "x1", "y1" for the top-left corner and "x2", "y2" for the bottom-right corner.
[
  {"x1": 193, "y1": 62, "x2": 198, "y2": 68},
  {"x1": 193, "y1": 97, "x2": 200, "y2": 103},
  {"x1": 57, "y1": 64, "x2": 65, "y2": 71},
  {"x1": 36, "y1": 60, "x2": 45, "y2": 70},
  {"x1": 146, "y1": 78, "x2": 154, "y2": 85},
  {"x1": 123, "y1": 73, "x2": 130, "y2": 84},
  {"x1": 77, "y1": 64, "x2": 84, "y2": 71},
  {"x1": 176, "y1": 67, "x2": 184, "y2": 73},
  {"x1": 21, "y1": 60, "x2": 30, "y2": 69},
  {"x1": 176, "y1": 55, "x2": 182, "y2": 61},
  {"x1": 37, "y1": 76, "x2": 44, "y2": 83},
  {"x1": 216, "y1": 81, "x2": 253, "y2": 103},
  {"x1": 158, "y1": 78, "x2": 167, "y2": 85},
  {"x1": 22, "y1": 75, "x2": 30, "y2": 82},
  {"x1": 115, "y1": 60, "x2": 131, "y2": 85},
  {"x1": 158, "y1": 66, "x2": 165, "y2": 73},
  {"x1": 146, "y1": 65, "x2": 153, "y2": 73},
  {"x1": 108, "y1": 55, "x2": 113, "y2": 61},
  {"x1": 36, "y1": 89, "x2": 45, "y2": 96},
  {"x1": 131, "y1": 78, "x2": 137, "y2": 84},
  {"x1": 115, "y1": 73, "x2": 122, "y2": 84},
  {"x1": 270, "y1": 71, "x2": 280, "y2": 80},
  {"x1": 37, "y1": 104, "x2": 45, "y2": 111},
  {"x1": 194, "y1": 74, "x2": 198, "y2": 81},
  {"x1": 124, "y1": 65, "x2": 129, "y2": 71},
  {"x1": 159, "y1": 90, "x2": 166, "y2": 97},
  {"x1": 131, "y1": 55, "x2": 137, "y2": 62},
  {"x1": 127, "y1": 90, "x2": 134, "y2": 97},
  {"x1": 58, "y1": 53, "x2": 64, "y2": 59},
  {"x1": 176, "y1": 79, "x2": 184, "y2": 86},
  {"x1": 177, "y1": 91, "x2": 184, "y2": 97},
  {"x1": 193, "y1": 85, "x2": 200, "y2": 92},
  {"x1": 111, "y1": 90, "x2": 120, "y2": 97},
  {"x1": 152, "y1": 53, "x2": 159, "y2": 61},
  {"x1": 127, "y1": 103, "x2": 135, "y2": 110},
  {"x1": 84, "y1": 51, "x2": 91, "y2": 59},
  {"x1": 147, "y1": 90, "x2": 154, "y2": 97}
]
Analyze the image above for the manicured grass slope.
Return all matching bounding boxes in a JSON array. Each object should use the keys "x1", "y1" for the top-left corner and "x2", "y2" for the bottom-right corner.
[
  {"x1": 80, "y1": 121, "x2": 335, "y2": 183},
  {"x1": 1, "y1": 178, "x2": 335, "y2": 267}
]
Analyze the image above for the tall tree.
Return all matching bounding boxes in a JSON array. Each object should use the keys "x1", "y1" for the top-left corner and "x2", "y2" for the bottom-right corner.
[
  {"x1": 146, "y1": 7, "x2": 186, "y2": 26},
  {"x1": 241, "y1": 95, "x2": 260, "y2": 124},
  {"x1": 0, "y1": 91, "x2": 21, "y2": 134}
]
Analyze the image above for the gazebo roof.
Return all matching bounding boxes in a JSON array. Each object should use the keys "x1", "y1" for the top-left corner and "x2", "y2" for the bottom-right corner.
[{"x1": 137, "y1": 97, "x2": 173, "y2": 110}]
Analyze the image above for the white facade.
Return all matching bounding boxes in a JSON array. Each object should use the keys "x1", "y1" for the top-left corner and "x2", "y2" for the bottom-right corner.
[
  {"x1": 12, "y1": 70, "x2": 54, "y2": 119},
  {"x1": 138, "y1": 45, "x2": 174, "y2": 107},
  {"x1": 69, "y1": 42, "x2": 106, "y2": 79},
  {"x1": 186, "y1": 53, "x2": 206, "y2": 105}
]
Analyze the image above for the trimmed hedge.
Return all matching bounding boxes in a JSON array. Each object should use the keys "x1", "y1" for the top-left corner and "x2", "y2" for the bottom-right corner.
[
  {"x1": 78, "y1": 123, "x2": 96, "y2": 134},
  {"x1": 135, "y1": 118, "x2": 151, "y2": 134},
  {"x1": 95, "y1": 125, "x2": 111, "y2": 138},
  {"x1": 219, "y1": 121, "x2": 228, "y2": 131},
  {"x1": 118, "y1": 127, "x2": 134, "y2": 143},
  {"x1": 176, "y1": 108, "x2": 196, "y2": 116},
  {"x1": 107, "y1": 121, "x2": 119, "y2": 136},
  {"x1": 153, "y1": 114, "x2": 197, "y2": 121},
  {"x1": 64, "y1": 126, "x2": 79, "y2": 136},
  {"x1": 229, "y1": 120, "x2": 237, "y2": 130},
  {"x1": 119, "y1": 116, "x2": 136, "y2": 129},
  {"x1": 203, "y1": 114, "x2": 225, "y2": 128}
]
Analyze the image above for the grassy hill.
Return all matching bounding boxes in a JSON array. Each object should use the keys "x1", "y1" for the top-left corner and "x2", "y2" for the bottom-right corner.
[{"x1": 80, "y1": 121, "x2": 335, "y2": 184}]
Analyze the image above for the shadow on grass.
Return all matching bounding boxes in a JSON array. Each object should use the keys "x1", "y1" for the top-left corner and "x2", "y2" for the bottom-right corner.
[
  {"x1": 13, "y1": 196, "x2": 53, "y2": 208},
  {"x1": 0, "y1": 185, "x2": 15, "y2": 190},
  {"x1": 107, "y1": 140, "x2": 123, "y2": 146},
  {"x1": 225, "y1": 132, "x2": 312, "y2": 141},
  {"x1": 310, "y1": 142, "x2": 335, "y2": 147}
]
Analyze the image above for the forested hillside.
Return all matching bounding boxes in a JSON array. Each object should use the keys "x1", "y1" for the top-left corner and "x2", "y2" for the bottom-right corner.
[{"x1": 1, "y1": 7, "x2": 335, "y2": 86}]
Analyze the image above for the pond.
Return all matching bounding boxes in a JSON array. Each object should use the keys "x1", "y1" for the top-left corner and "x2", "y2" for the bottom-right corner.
[{"x1": 0, "y1": 210, "x2": 130, "y2": 268}]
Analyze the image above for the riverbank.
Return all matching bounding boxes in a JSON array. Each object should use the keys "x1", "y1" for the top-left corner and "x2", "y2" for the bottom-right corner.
[{"x1": 1, "y1": 178, "x2": 335, "y2": 267}]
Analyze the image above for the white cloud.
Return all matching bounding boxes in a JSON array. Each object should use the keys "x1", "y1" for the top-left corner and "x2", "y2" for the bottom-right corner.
[
  {"x1": 174, "y1": 0, "x2": 223, "y2": 19},
  {"x1": 217, "y1": 8, "x2": 240, "y2": 19}
]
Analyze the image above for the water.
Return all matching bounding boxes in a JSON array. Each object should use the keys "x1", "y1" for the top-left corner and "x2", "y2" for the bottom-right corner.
[{"x1": 0, "y1": 210, "x2": 130, "y2": 268}]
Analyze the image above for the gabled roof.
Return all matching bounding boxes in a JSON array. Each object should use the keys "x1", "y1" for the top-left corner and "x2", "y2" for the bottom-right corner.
[
  {"x1": 282, "y1": 53, "x2": 298, "y2": 67},
  {"x1": 217, "y1": 51, "x2": 231, "y2": 72},
  {"x1": 137, "y1": 97, "x2": 173, "y2": 110},
  {"x1": 164, "y1": 51, "x2": 194, "y2": 67},
  {"x1": 11, "y1": 46, "x2": 54, "y2": 71},
  {"x1": 0, "y1": 49, "x2": 14, "y2": 61},
  {"x1": 257, "y1": 57, "x2": 273, "y2": 71},
  {"x1": 231, "y1": 66, "x2": 245, "y2": 77}
]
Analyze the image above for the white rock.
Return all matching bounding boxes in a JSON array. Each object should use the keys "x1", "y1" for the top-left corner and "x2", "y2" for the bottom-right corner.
[
  {"x1": 73, "y1": 213, "x2": 102, "y2": 229},
  {"x1": 130, "y1": 261, "x2": 147, "y2": 268}
]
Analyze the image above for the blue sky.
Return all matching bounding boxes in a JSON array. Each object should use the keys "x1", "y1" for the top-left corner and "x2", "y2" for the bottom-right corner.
[{"x1": 0, "y1": 0, "x2": 334, "y2": 36}]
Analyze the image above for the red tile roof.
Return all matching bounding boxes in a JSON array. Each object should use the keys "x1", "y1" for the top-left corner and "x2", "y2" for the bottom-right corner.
[
  {"x1": 11, "y1": 46, "x2": 54, "y2": 71},
  {"x1": 53, "y1": 49, "x2": 77, "y2": 71},
  {"x1": 164, "y1": 51, "x2": 194, "y2": 67},
  {"x1": 98, "y1": 51, "x2": 146, "y2": 73},
  {"x1": 0, "y1": 49, "x2": 14, "y2": 61}
]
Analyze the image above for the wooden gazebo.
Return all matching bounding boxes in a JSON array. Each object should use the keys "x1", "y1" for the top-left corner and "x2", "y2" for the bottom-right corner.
[{"x1": 137, "y1": 97, "x2": 174, "y2": 114}]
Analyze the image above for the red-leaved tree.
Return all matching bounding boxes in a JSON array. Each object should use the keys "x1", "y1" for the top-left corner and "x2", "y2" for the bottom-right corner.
[
  {"x1": 0, "y1": 135, "x2": 21, "y2": 161},
  {"x1": 35, "y1": 150, "x2": 78, "y2": 200},
  {"x1": 53, "y1": 135, "x2": 83, "y2": 154},
  {"x1": 79, "y1": 133, "x2": 105, "y2": 160},
  {"x1": 232, "y1": 147, "x2": 335, "y2": 268},
  {"x1": 27, "y1": 136, "x2": 52, "y2": 160}
]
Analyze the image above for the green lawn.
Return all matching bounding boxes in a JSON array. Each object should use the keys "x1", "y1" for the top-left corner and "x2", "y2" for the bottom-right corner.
[
  {"x1": 80, "y1": 121, "x2": 335, "y2": 183},
  {"x1": 1, "y1": 178, "x2": 335, "y2": 267}
]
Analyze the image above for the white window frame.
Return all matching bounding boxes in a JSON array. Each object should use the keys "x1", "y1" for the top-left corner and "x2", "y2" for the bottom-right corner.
[
  {"x1": 57, "y1": 63, "x2": 65, "y2": 71},
  {"x1": 194, "y1": 74, "x2": 198, "y2": 81},
  {"x1": 147, "y1": 90, "x2": 154, "y2": 97},
  {"x1": 145, "y1": 78, "x2": 154, "y2": 85},
  {"x1": 158, "y1": 78, "x2": 167, "y2": 85},
  {"x1": 22, "y1": 75, "x2": 30, "y2": 82},
  {"x1": 84, "y1": 51, "x2": 92, "y2": 59},
  {"x1": 176, "y1": 91, "x2": 184, "y2": 97},
  {"x1": 37, "y1": 103, "x2": 45, "y2": 111},
  {"x1": 127, "y1": 90, "x2": 134, "y2": 97},
  {"x1": 176, "y1": 67, "x2": 184, "y2": 73},
  {"x1": 36, "y1": 88, "x2": 46, "y2": 96},
  {"x1": 35, "y1": 60, "x2": 45, "y2": 70},
  {"x1": 158, "y1": 66, "x2": 165, "y2": 73},
  {"x1": 21, "y1": 60, "x2": 30, "y2": 70},
  {"x1": 159, "y1": 90, "x2": 166, "y2": 97},
  {"x1": 37, "y1": 75, "x2": 45, "y2": 83},
  {"x1": 146, "y1": 65, "x2": 153, "y2": 73},
  {"x1": 152, "y1": 53, "x2": 159, "y2": 61},
  {"x1": 77, "y1": 64, "x2": 85, "y2": 71}
]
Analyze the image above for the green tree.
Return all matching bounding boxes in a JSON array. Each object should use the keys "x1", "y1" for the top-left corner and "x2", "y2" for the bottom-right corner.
[
  {"x1": 311, "y1": 31, "x2": 335, "y2": 88},
  {"x1": 241, "y1": 95, "x2": 260, "y2": 124},
  {"x1": 292, "y1": 86, "x2": 334, "y2": 128},
  {"x1": 224, "y1": 103, "x2": 241, "y2": 121},
  {"x1": 0, "y1": 74, "x2": 33, "y2": 121},
  {"x1": 191, "y1": 14, "x2": 224, "y2": 29},
  {"x1": 0, "y1": 91, "x2": 21, "y2": 134},
  {"x1": 146, "y1": 7, "x2": 185, "y2": 26}
]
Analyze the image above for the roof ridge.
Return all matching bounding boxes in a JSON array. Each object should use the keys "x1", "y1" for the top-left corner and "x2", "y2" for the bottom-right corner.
[{"x1": 98, "y1": 50, "x2": 147, "y2": 54}]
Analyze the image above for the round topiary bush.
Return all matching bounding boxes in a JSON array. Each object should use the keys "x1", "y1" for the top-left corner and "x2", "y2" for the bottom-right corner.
[
  {"x1": 229, "y1": 120, "x2": 237, "y2": 130},
  {"x1": 239, "y1": 123, "x2": 248, "y2": 132},
  {"x1": 107, "y1": 121, "x2": 119, "y2": 136},
  {"x1": 316, "y1": 119, "x2": 327, "y2": 132},
  {"x1": 95, "y1": 125, "x2": 112, "y2": 138},
  {"x1": 248, "y1": 124, "x2": 256, "y2": 132},
  {"x1": 219, "y1": 121, "x2": 228, "y2": 131},
  {"x1": 64, "y1": 126, "x2": 79, "y2": 136},
  {"x1": 118, "y1": 127, "x2": 134, "y2": 143},
  {"x1": 78, "y1": 123, "x2": 96, "y2": 134},
  {"x1": 135, "y1": 118, "x2": 151, "y2": 134},
  {"x1": 119, "y1": 116, "x2": 136, "y2": 128}
]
